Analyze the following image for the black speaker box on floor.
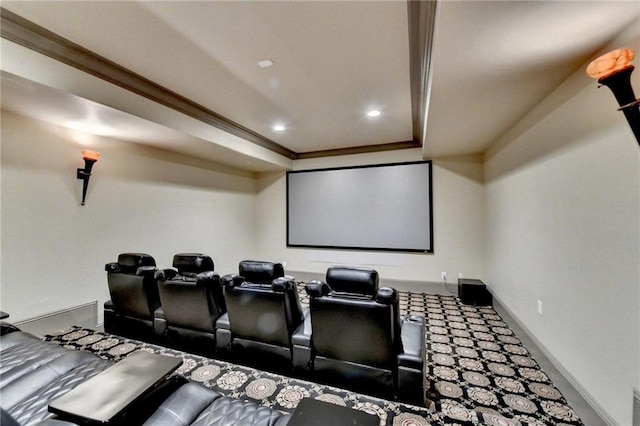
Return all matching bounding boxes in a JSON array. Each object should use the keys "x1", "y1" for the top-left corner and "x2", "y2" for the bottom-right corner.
[{"x1": 458, "y1": 278, "x2": 492, "y2": 306}]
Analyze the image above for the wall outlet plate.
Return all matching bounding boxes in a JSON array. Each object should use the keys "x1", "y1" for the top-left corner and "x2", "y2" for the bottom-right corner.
[{"x1": 441, "y1": 271, "x2": 447, "y2": 280}]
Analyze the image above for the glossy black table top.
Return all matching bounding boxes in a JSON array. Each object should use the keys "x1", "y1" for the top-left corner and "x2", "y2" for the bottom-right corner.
[
  {"x1": 287, "y1": 398, "x2": 379, "y2": 426},
  {"x1": 49, "y1": 352, "x2": 181, "y2": 424}
]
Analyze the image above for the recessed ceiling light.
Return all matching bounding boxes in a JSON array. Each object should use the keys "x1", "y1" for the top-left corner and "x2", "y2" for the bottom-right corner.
[
  {"x1": 272, "y1": 124, "x2": 285, "y2": 132},
  {"x1": 367, "y1": 110, "x2": 381, "y2": 118},
  {"x1": 258, "y1": 59, "x2": 274, "y2": 68}
]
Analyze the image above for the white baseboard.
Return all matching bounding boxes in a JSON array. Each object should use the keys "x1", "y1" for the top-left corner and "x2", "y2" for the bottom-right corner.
[
  {"x1": 633, "y1": 388, "x2": 640, "y2": 426},
  {"x1": 492, "y1": 294, "x2": 614, "y2": 426},
  {"x1": 14, "y1": 301, "x2": 97, "y2": 337}
]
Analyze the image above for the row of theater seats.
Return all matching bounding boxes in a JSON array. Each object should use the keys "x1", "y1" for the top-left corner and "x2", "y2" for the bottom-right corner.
[{"x1": 104, "y1": 253, "x2": 426, "y2": 405}]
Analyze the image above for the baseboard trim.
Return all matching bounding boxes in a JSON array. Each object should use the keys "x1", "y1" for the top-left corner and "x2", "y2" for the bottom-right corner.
[
  {"x1": 633, "y1": 388, "x2": 640, "y2": 426},
  {"x1": 492, "y1": 294, "x2": 614, "y2": 426}
]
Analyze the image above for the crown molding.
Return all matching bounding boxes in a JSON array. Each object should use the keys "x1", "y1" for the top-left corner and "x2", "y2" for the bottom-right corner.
[
  {"x1": 1, "y1": 4, "x2": 435, "y2": 160},
  {"x1": 0, "y1": 7, "x2": 297, "y2": 160}
]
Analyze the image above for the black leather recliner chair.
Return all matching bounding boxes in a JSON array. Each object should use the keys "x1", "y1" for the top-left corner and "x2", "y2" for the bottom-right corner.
[
  {"x1": 155, "y1": 253, "x2": 224, "y2": 355},
  {"x1": 298, "y1": 266, "x2": 426, "y2": 405},
  {"x1": 104, "y1": 253, "x2": 164, "y2": 342},
  {"x1": 216, "y1": 261, "x2": 306, "y2": 371}
]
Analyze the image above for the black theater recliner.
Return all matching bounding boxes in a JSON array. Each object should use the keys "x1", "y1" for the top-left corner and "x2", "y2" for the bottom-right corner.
[
  {"x1": 216, "y1": 261, "x2": 306, "y2": 371},
  {"x1": 300, "y1": 266, "x2": 426, "y2": 406},
  {"x1": 155, "y1": 253, "x2": 224, "y2": 355},
  {"x1": 104, "y1": 253, "x2": 164, "y2": 342}
]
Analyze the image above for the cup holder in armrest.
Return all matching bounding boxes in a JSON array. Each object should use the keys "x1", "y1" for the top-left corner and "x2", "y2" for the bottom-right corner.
[{"x1": 404, "y1": 315, "x2": 424, "y2": 324}]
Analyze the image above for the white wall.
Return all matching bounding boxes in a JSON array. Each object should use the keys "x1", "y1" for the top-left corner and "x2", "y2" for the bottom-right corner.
[
  {"x1": 484, "y1": 21, "x2": 640, "y2": 425},
  {"x1": 0, "y1": 111, "x2": 260, "y2": 324},
  {"x1": 255, "y1": 149, "x2": 486, "y2": 285},
  {"x1": 1, "y1": 111, "x2": 487, "y2": 324}
]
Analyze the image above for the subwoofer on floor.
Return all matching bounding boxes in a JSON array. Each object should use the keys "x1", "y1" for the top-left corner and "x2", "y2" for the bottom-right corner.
[{"x1": 458, "y1": 279, "x2": 492, "y2": 306}]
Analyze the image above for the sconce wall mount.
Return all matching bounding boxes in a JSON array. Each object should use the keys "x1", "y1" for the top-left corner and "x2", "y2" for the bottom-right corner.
[
  {"x1": 77, "y1": 149, "x2": 101, "y2": 205},
  {"x1": 587, "y1": 47, "x2": 640, "y2": 146}
]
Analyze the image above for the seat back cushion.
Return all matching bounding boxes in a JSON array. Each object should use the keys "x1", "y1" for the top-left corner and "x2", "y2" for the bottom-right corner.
[
  {"x1": 224, "y1": 286, "x2": 290, "y2": 347},
  {"x1": 310, "y1": 297, "x2": 397, "y2": 368},
  {"x1": 107, "y1": 273, "x2": 158, "y2": 319},
  {"x1": 158, "y1": 282, "x2": 218, "y2": 332}
]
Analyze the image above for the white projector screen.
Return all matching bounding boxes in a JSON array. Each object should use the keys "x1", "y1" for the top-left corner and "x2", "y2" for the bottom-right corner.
[{"x1": 286, "y1": 161, "x2": 433, "y2": 253}]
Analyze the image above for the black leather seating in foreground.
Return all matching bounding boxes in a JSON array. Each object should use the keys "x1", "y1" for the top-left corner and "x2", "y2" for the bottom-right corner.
[
  {"x1": 155, "y1": 253, "x2": 224, "y2": 355},
  {"x1": 0, "y1": 327, "x2": 291, "y2": 426},
  {"x1": 103, "y1": 253, "x2": 162, "y2": 342},
  {"x1": 0, "y1": 331, "x2": 113, "y2": 425}
]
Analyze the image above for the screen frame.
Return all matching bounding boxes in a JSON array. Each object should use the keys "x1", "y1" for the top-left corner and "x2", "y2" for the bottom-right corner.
[{"x1": 286, "y1": 160, "x2": 434, "y2": 253}]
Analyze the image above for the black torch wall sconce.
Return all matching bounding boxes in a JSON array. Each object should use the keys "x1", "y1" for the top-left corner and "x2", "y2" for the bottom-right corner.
[
  {"x1": 77, "y1": 149, "x2": 101, "y2": 205},
  {"x1": 587, "y1": 47, "x2": 640, "y2": 147}
]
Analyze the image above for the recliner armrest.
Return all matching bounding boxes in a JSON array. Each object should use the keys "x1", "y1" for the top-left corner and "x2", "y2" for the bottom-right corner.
[
  {"x1": 305, "y1": 280, "x2": 330, "y2": 297},
  {"x1": 105, "y1": 262, "x2": 120, "y2": 273},
  {"x1": 215, "y1": 313, "x2": 231, "y2": 350},
  {"x1": 291, "y1": 308, "x2": 311, "y2": 347},
  {"x1": 155, "y1": 268, "x2": 178, "y2": 281},
  {"x1": 215, "y1": 312, "x2": 230, "y2": 331},
  {"x1": 398, "y1": 315, "x2": 425, "y2": 370},
  {"x1": 221, "y1": 274, "x2": 244, "y2": 287},
  {"x1": 292, "y1": 308, "x2": 312, "y2": 372},
  {"x1": 153, "y1": 307, "x2": 166, "y2": 336},
  {"x1": 196, "y1": 271, "x2": 220, "y2": 287},
  {"x1": 104, "y1": 299, "x2": 115, "y2": 311},
  {"x1": 142, "y1": 382, "x2": 221, "y2": 426},
  {"x1": 272, "y1": 276, "x2": 294, "y2": 292},
  {"x1": 136, "y1": 266, "x2": 158, "y2": 277}
]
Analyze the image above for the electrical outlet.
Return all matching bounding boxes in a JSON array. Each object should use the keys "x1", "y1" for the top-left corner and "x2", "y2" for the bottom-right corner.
[
  {"x1": 282, "y1": 261, "x2": 287, "y2": 268},
  {"x1": 537, "y1": 300, "x2": 543, "y2": 315},
  {"x1": 441, "y1": 271, "x2": 447, "y2": 280},
  {"x1": 458, "y1": 273, "x2": 464, "y2": 279}
]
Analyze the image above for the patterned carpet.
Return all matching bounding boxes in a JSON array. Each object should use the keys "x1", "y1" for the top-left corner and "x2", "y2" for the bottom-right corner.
[{"x1": 42, "y1": 289, "x2": 583, "y2": 426}]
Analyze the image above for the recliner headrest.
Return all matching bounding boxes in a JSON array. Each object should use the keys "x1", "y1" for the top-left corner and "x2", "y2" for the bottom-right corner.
[
  {"x1": 326, "y1": 266, "x2": 379, "y2": 297},
  {"x1": 272, "y1": 277, "x2": 294, "y2": 292},
  {"x1": 239, "y1": 260, "x2": 284, "y2": 284},
  {"x1": 375, "y1": 287, "x2": 398, "y2": 305},
  {"x1": 173, "y1": 253, "x2": 214, "y2": 275},
  {"x1": 305, "y1": 280, "x2": 331, "y2": 298},
  {"x1": 114, "y1": 253, "x2": 156, "y2": 274}
]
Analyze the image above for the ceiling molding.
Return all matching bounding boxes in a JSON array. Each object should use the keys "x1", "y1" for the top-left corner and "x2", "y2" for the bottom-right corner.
[
  {"x1": 1, "y1": 4, "x2": 434, "y2": 161},
  {"x1": 0, "y1": 7, "x2": 297, "y2": 160},
  {"x1": 407, "y1": 0, "x2": 438, "y2": 146},
  {"x1": 296, "y1": 140, "x2": 421, "y2": 160}
]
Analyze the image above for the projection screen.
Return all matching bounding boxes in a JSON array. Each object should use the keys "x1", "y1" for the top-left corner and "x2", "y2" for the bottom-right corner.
[{"x1": 286, "y1": 161, "x2": 433, "y2": 253}]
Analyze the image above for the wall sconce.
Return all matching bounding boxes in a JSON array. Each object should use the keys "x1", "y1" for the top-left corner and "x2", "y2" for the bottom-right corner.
[
  {"x1": 77, "y1": 149, "x2": 101, "y2": 205},
  {"x1": 587, "y1": 47, "x2": 640, "y2": 146}
]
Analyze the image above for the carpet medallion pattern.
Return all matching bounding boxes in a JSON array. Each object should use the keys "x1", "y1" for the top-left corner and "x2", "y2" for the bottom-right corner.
[
  {"x1": 401, "y1": 292, "x2": 583, "y2": 426},
  {"x1": 43, "y1": 291, "x2": 583, "y2": 426}
]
